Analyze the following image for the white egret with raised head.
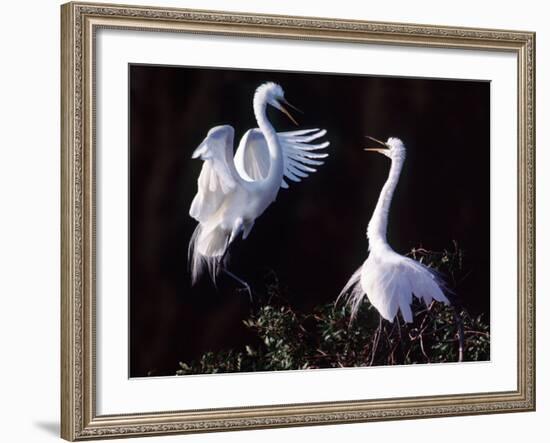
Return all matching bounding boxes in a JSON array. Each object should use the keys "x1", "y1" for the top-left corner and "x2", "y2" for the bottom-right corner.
[{"x1": 338, "y1": 136, "x2": 449, "y2": 323}]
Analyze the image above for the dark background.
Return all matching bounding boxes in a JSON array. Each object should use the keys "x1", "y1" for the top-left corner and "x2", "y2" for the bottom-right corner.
[{"x1": 129, "y1": 64, "x2": 490, "y2": 377}]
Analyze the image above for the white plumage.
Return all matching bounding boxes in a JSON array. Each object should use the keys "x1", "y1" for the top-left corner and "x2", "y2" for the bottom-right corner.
[
  {"x1": 338, "y1": 137, "x2": 449, "y2": 323},
  {"x1": 189, "y1": 82, "x2": 329, "y2": 287}
]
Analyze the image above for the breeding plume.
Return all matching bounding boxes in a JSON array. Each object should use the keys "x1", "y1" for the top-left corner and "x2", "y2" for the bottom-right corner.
[
  {"x1": 189, "y1": 82, "x2": 329, "y2": 294},
  {"x1": 338, "y1": 137, "x2": 449, "y2": 323}
]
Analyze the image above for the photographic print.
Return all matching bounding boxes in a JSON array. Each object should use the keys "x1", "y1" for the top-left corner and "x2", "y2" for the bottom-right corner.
[
  {"x1": 62, "y1": 4, "x2": 535, "y2": 439},
  {"x1": 129, "y1": 65, "x2": 490, "y2": 378}
]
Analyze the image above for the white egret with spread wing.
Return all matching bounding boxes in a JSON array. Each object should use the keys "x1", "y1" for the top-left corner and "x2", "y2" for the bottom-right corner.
[
  {"x1": 189, "y1": 82, "x2": 329, "y2": 297},
  {"x1": 338, "y1": 137, "x2": 449, "y2": 323}
]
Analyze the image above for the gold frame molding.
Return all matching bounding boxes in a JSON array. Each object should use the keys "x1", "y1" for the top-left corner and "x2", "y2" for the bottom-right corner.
[{"x1": 61, "y1": 1, "x2": 536, "y2": 440}]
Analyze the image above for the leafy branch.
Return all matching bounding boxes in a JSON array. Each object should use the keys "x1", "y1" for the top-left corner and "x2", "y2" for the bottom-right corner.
[{"x1": 176, "y1": 244, "x2": 489, "y2": 376}]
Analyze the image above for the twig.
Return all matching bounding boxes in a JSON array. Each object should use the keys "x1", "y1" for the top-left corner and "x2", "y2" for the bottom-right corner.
[
  {"x1": 453, "y1": 309, "x2": 465, "y2": 362},
  {"x1": 464, "y1": 330, "x2": 490, "y2": 337},
  {"x1": 419, "y1": 301, "x2": 436, "y2": 331},
  {"x1": 419, "y1": 333, "x2": 430, "y2": 362}
]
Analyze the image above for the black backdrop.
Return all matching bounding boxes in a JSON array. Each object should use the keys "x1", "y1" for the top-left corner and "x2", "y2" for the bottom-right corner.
[{"x1": 129, "y1": 64, "x2": 490, "y2": 377}]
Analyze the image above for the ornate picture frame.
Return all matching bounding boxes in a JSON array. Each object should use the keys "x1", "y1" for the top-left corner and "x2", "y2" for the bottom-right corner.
[{"x1": 61, "y1": 1, "x2": 535, "y2": 440}]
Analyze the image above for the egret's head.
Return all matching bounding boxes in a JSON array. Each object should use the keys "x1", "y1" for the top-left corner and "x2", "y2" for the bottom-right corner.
[
  {"x1": 255, "y1": 82, "x2": 300, "y2": 125},
  {"x1": 364, "y1": 136, "x2": 406, "y2": 161}
]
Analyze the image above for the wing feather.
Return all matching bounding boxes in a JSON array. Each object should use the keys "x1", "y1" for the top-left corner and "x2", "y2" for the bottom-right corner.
[
  {"x1": 234, "y1": 127, "x2": 329, "y2": 188},
  {"x1": 189, "y1": 125, "x2": 237, "y2": 223},
  {"x1": 234, "y1": 129, "x2": 270, "y2": 181}
]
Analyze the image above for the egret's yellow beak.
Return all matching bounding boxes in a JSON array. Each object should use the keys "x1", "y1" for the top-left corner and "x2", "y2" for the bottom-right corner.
[
  {"x1": 278, "y1": 98, "x2": 301, "y2": 126},
  {"x1": 364, "y1": 135, "x2": 390, "y2": 154}
]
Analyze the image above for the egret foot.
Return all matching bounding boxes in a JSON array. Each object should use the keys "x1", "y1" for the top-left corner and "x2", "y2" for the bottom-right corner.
[{"x1": 222, "y1": 268, "x2": 253, "y2": 303}]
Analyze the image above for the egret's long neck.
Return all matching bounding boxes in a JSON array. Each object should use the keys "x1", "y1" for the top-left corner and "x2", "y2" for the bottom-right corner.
[
  {"x1": 253, "y1": 93, "x2": 284, "y2": 186},
  {"x1": 367, "y1": 155, "x2": 405, "y2": 250}
]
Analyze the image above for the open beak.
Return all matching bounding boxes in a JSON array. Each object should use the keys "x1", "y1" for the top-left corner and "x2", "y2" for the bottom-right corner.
[
  {"x1": 278, "y1": 98, "x2": 301, "y2": 126},
  {"x1": 364, "y1": 135, "x2": 390, "y2": 154}
]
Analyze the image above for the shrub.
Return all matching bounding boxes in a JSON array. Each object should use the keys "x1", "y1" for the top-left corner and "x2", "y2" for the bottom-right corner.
[{"x1": 176, "y1": 244, "x2": 489, "y2": 375}]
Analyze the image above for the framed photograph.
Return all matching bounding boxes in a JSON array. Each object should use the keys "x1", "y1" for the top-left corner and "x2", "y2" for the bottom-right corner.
[{"x1": 61, "y1": 1, "x2": 535, "y2": 440}]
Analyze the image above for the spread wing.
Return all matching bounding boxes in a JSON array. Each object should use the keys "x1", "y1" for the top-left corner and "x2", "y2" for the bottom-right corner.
[
  {"x1": 189, "y1": 125, "x2": 237, "y2": 223},
  {"x1": 234, "y1": 128, "x2": 329, "y2": 188}
]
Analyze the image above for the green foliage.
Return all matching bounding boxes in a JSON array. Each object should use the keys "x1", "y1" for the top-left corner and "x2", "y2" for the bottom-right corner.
[{"x1": 176, "y1": 244, "x2": 490, "y2": 376}]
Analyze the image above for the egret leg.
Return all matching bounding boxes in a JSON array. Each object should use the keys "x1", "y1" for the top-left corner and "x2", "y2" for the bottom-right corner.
[
  {"x1": 396, "y1": 319, "x2": 407, "y2": 364},
  {"x1": 395, "y1": 317, "x2": 409, "y2": 364},
  {"x1": 216, "y1": 234, "x2": 253, "y2": 302},
  {"x1": 369, "y1": 316, "x2": 383, "y2": 366},
  {"x1": 219, "y1": 236, "x2": 233, "y2": 267},
  {"x1": 222, "y1": 268, "x2": 253, "y2": 303}
]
